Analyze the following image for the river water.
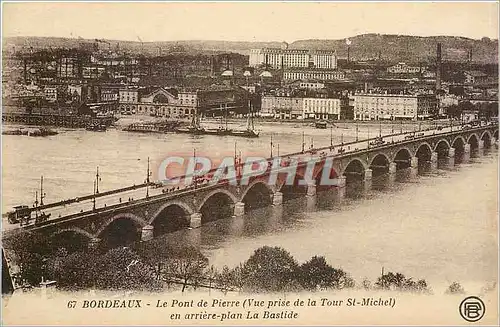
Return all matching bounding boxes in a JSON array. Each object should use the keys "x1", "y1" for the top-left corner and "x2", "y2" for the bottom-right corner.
[{"x1": 2, "y1": 120, "x2": 498, "y2": 293}]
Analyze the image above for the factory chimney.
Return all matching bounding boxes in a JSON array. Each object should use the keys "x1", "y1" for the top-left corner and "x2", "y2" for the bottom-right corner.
[{"x1": 436, "y1": 43, "x2": 442, "y2": 91}]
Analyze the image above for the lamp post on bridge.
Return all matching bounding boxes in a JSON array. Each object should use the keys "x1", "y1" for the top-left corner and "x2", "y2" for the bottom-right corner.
[
  {"x1": 39, "y1": 175, "x2": 46, "y2": 206},
  {"x1": 302, "y1": 131, "x2": 305, "y2": 153},
  {"x1": 34, "y1": 191, "x2": 39, "y2": 221},
  {"x1": 146, "y1": 157, "x2": 151, "y2": 198},
  {"x1": 95, "y1": 166, "x2": 101, "y2": 194},
  {"x1": 270, "y1": 133, "x2": 273, "y2": 157},
  {"x1": 92, "y1": 180, "x2": 96, "y2": 210}
]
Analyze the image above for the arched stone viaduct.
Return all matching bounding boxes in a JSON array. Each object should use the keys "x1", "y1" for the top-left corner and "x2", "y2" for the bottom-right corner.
[{"x1": 12, "y1": 126, "x2": 498, "y2": 250}]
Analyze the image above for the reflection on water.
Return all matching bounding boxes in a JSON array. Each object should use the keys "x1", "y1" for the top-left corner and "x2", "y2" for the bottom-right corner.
[{"x1": 2, "y1": 127, "x2": 498, "y2": 293}]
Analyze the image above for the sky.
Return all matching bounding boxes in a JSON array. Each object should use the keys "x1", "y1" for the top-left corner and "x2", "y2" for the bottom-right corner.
[{"x1": 2, "y1": 1, "x2": 499, "y2": 43}]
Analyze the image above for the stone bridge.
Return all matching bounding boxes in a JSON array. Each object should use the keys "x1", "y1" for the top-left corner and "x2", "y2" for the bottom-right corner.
[{"x1": 6, "y1": 124, "x2": 498, "y2": 250}]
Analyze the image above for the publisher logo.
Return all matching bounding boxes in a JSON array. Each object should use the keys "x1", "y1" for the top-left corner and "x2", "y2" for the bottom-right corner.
[{"x1": 459, "y1": 296, "x2": 485, "y2": 322}]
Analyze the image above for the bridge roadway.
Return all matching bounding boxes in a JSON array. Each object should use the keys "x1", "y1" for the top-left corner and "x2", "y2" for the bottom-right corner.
[{"x1": 2, "y1": 121, "x2": 498, "y2": 245}]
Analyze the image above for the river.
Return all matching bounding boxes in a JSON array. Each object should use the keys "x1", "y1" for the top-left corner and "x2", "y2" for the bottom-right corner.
[{"x1": 2, "y1": 120, "x2": 498, "y2": 293}]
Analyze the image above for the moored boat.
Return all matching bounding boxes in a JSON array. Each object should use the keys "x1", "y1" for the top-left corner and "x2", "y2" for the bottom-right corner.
[{"x1": 86, "y1": 122, "x2": 107, "y2": 132}]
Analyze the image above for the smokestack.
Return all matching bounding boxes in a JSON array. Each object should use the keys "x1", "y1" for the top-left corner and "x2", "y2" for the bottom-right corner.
[
  {"x1": 436, "y1": 43, "x2": 442, "y2": 91},
  {"x1": 347, "y1": 47, "x2": 350, "y2": 63}
]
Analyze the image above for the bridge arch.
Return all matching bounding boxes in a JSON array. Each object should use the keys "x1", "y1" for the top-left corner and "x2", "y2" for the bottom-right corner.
[
  {"x1": 480, "y1": 130, "x2": 492, "y2": 148},
  {"x1": 434, "y1": 139, "x2": 451, "y2": 168},
  {"x1": 149, "y1": 201, "x2": 193, "y2": 236},
  {"x1": 370, "y1": 153, "x2": 390, "y2": 174},
  {"x1": 51, "y1": 228, "x2": 94, "y2": 253},
  {"x1": 342, "y1": 158, "x2": 367, "y2": 197},
  {"x1": 369, "y1": 153, "x2": 391, "y2": 189},
  {"x1": 341, "y1": 157, "x2": 369, "y2": 177},
  {"x1": 467, "y1": 133, "x2": 479, "y2": 145},
  {"x1": 433, "y1": 138, "x2": 451, "y2": 152},
  {"x1": 240, "y1": 180, "x2": 274, "y2": 212},
  {"x1": 415, "y1": 142, "x2": 432, "y2": 174},
  {"x1": 452, "y1": 135, "x2": 467, "y2": 148},
  {"x1": 54, "y1": 227, "x2": 94, "y2": 239},
  {"x1": 451, "y1": 136, "x2": 466, "y2": 164},
  {"x1": 95, "y1": 213, "x2": 146, "y2": 249},
  {"x1": 415, "y1": 142, "x2": 433, "y2": 156},
  {"x1": 393, "y1": 147, "x2": 413, "y2": 170},
  {"x1": 279, "y1": 170, "x2": 309, "y2": 201},
  {"x1": 198, "y1": 189, "x2": 236, "y2": 224}
]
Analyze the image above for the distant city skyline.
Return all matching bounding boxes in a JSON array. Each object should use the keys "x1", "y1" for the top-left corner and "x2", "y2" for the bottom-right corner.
[{"x1": 2, "y1": 2, "x2": 499, "y2": 43}]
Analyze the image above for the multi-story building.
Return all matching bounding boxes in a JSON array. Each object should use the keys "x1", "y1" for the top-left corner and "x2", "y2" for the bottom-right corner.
[
  {"x1": 177, "y1": 91, "x2": 198, "y2": 107},
  {"x1": 82, "y1": 66, "x2": 106, "y2": 79},
  {"x1": 100, "y1": 87, "x2": 119, "y2": 102},
  {"x1": 261, "y1": 96, "x2": 303, "y2": 119},
  {"x1": 118, "y1": 88, "x2": 140, "y2": 113},
  {"x1": 464, "y1": 71, "x2": 488, "y2": 84},
  {"x1": 387, "y1": 62, "x2": 423, "y2": 74},
  {"x1": 57, "y1": 57, "x2": 79, "y2": 78},
  {"x1": 303, "y1": 97, "x2": 341, "y2": 120},
  {"x1": 283, "y1": 68, "x2": 345, "y2": 81},
  {"x1": 122, "y1": 86, "x2": 248, "y2": 118},
  {"x1": 298, "y1": 81, "x2": 325, "y2": 90},
  {"x1": 43, "y1": 86, "x2": 57, "y2": 102},
  {"x1": 250, "y1": 43, "x2": 337, "y2": 69},
  {"x1": 136, "y1": 88, "x2": 196, "y2": 118},
  {"x1": 352, "y1": 92, "x2": 437, "y2": 120}
]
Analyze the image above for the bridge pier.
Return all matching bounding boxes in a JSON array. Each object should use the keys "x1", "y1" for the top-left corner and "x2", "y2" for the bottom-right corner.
[
  {"x1": 388, "y1": 162, "x2": 397, "y2": 184},
  {"x1": 190, "y1": 212, "x2": 202, "y2": 229},
  {"x1": 306, "y1": 182, "x2": 317, "y2": 197},
  {"x1": 430, "y1": 151, "x2": 438, "y2": 173},
  {"x1": 336, "y1": 175, "x2": 346, "y2": 200},
  {"x1": 306, "y1": 195, "x2": 317, "y2": 210},
  {"x1": 272, "y1": 191, "x2": 283, "y2": 206},
  {"x1": 141, "y1": 225, "x2": 154, "y2": 242},
  {"x1": 233, "y1": 202, "x2": 245, "y2": 217},
  {"x1": 409, "y1": 156, "x2": 418, "y2": 178},
  {"x1": 88, "y1": 238, "x2": 101, "y2": 251},
  {"x1": 478, "y1": 140, "x2": 484, "y2": 156},
  {"x1": 463, "y1": 144, "x2": 470, "y2": 163},
  {"x1": 447, "y1": 148, "x2": 455, "y2": 168},
  {"x1": 363, "y1": 169, "x2": 372, "y2": 193}
]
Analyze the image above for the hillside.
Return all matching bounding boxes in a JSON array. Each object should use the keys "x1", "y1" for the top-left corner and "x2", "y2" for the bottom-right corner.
[
  {"x1": 3, "y1": 34, "x2": 498, "y2": 63},
  {"x1": 290, "y1": 34, "x2": 498, "y2": 64}
]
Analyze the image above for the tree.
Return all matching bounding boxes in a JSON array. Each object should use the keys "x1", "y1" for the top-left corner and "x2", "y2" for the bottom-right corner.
[
  {"x1": 299, "y1": 256, "x2": 354, "y2": 291},
  {"x1": 6, "y1": 231, "x2": 54, "y2": 286},
  {"x1": 241, "y1": 246, "x2": 299, "y2": 293},
  {"x1": 375, "y1": 271, "x2": 431, "y2": 294},
  {"x1": 214, "y1": 265, "x2": 234, "y2": 293},
  {"x1": 445, "y1": 281, "x2": 465, "y2": 295},
  {"x1": 163, "y1": 246, "x2": 209, "y2": 292},
  {"x1": 361, "y1": 278, "x2": 372, "y2": 290},
  {"x1": 49, "y1": 247, "x2": 162, "y2": 292}
]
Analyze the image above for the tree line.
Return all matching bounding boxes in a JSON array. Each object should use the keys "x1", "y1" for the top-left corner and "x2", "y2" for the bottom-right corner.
[{"x1": 3, "y1": 230, "x2": 454, "y2": 294}]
